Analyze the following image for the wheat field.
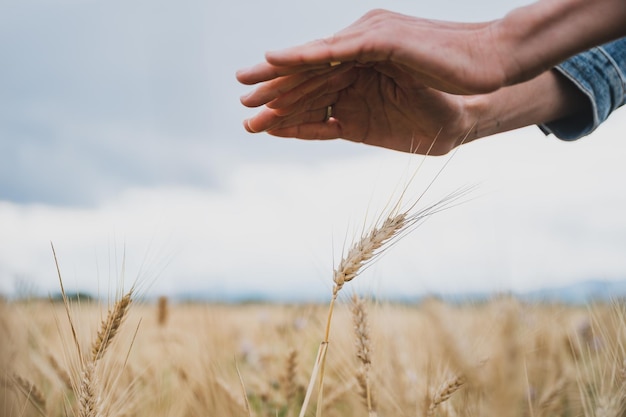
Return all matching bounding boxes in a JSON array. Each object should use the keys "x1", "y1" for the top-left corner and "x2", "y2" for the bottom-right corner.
[
  {"x1": 3, "y1": 171, "x2": 625, "y2": 417},
  {"x1": 2, "y1": 291, "x2": 626, "y2": 417}
]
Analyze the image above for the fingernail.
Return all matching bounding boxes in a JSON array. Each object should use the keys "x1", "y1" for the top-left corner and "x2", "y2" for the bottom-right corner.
[
  {"x1": 244, "y1": 119, "x2": 264, "y2": 133},
  {"x1": 240, "y1": 92, "x2": 252, "y2": 104},
  {"x1": 243, "y1": 119, "x2": 253, "y2": 132}
]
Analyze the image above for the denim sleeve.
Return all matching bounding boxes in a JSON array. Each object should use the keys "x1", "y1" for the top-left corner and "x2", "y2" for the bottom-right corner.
[{"x1": 539, "y1": 37, "x2": 626, "y2": 141}]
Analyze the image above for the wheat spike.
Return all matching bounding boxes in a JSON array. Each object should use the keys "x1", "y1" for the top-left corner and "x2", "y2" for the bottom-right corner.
[
  {"x1": 157, "y1": 295, "x2": 168, "y2": 326},
  {"x1": 536, "y1": 377, "x2": 566, "y2": 417},
  {"x1": 333, "y1": 213, "x2": 406, "y2": 295},
  {"x1": 352, "y1": 295, "x2": 372, "y2": 367},
  {"x1": 10, "y1": 372, "x2": 47, "y2": 416},
  {"x1": 352, "y1": 294, "x2": 376, "y2": 416},
  {"x1": 91, "y1": 290, "x2": 132, "y2": 362},
  {"x1": 283, "y1": 348, "x2": 298, "y2": 407},
  {"x1": 427, "y1": 374, "x2": 466, "y2": 416},
  {"x1": 78, "y1": 361, "x2": 100, "y2": 417},
  {"x1": 308, "y1": 187, "x2": 472, "y2": 417},
  {"x1": 47, "y1": 353, "x2": 72, "y2": 391}
]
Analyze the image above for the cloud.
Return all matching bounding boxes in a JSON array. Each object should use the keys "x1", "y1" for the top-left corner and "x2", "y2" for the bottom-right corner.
[
  {"x1": 2, "y1": 120, "x2": 626, "y2": 299},
  {"x1": 0, "y1": 0, "x2": 536, "y2": 206},
  {"x1": 1, "y1": 0, "x2": 624, "y2": 298}
]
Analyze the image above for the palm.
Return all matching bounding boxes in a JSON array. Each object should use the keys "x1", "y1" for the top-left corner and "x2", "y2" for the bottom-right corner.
[
  {"x1": 266, "y1": 66, "x2": 469, "y2": 155},
  {"x1": 330, "y1": 67, "x2": 467, "y2": 154}
]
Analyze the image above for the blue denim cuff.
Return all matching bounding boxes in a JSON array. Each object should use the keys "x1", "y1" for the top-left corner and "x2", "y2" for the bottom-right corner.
[{"x1": 539, "y1": 38, "x2": 626, "y2": 141}]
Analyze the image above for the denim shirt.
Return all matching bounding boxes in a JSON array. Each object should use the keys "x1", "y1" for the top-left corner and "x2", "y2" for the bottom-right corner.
[{"x1": 539, "y1": 37, "x2": 626, "y2": 140}]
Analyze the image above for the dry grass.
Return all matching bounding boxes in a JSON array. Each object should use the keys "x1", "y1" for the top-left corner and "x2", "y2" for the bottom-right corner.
[{"x1": 3, "y1": 296, "x2": 626, "y2": 417}]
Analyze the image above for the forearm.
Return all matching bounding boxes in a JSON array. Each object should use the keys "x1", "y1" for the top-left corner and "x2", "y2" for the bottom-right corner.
[
  {"x1": 494, "y1": 0, "x2": 626, "y2": 85},
  {"x1": 463, "y1": 69, "x2": 589, "y2": 141}
]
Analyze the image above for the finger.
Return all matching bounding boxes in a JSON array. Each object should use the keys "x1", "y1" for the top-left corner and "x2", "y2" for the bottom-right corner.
[
  {"x1": 268, "y1": 66, "x2": 356, "y2": 111},
  {"x1": 240, "y1": 65, "x2": 344, "y2": 108},
  {"x1": 265, "y1": 35, "x2": 368, "y2": 67},
  {"x1": 236, "y1": 61, "x2": 330, "y2": 86},
  {"x1": 272, "y1": 106, "x2": 334, "y2": 130},
  {"x1": 244, "y1": 102, "x2": 334, "y2": 133},
  {"x1": 264, "y1": 12, "x2": 399, "y2": 68},
  {"x1": 267, "y1": 120, "x2": 342, "y2": 140},
  {"x1": 272, "y1": 91, "x2": 340, "y2": 117}
]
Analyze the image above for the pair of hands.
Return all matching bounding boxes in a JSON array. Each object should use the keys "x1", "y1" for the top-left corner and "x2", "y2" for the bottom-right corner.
[{"x1": 236, "y1": 10, "x2": 513, "y2": 155}]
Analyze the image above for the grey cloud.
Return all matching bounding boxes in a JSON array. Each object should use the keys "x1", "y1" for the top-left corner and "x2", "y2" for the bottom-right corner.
[
  {"x1": 0, "y1": 0, "x2": 535, "y2": 206},
  {"x1": 0, "y1": 0, "x2": 222, "y2": 205}
]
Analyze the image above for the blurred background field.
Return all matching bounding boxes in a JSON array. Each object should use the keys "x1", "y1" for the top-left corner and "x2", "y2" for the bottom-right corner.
[{"x1": 3, "y1": 294, "x2": 626, "y2": 417}]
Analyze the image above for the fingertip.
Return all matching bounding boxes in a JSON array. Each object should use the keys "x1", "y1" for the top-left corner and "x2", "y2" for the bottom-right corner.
[
  {"x1": 236, "y1": 72, "x2": 255, "y2": 86},
  {"x1": 239, "y1": 92, "x2": 252, "y2": 106},
  {"x1": 235, "y1": 68, "x2": 249, "y2": 83},
  {"x1": 265, "y1": 48, "x2": 294, "y2": 66},
  {"x1": 243, "y1": 119, "x2": 255, "y2": 133},
  {"x1": 243, "y1": 118, "x2": 264, "y2": 134},
  {"x1": 264, "y1": 49, "x2": 279, "y2": 61}
]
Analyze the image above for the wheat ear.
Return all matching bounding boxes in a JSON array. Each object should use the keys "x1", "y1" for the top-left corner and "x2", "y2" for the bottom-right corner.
[
  {"x1": 283, "y1": 348, "x2": 298, "y2": 414},
  {"x1": 78, "y1": 361, "x2": 100, "y2": 417},
  {"x1": 352, "y1": 294, "x2": 377, "y2": 416},
  {"x1": 47, "y1": 353, "x2": 72, "y2": 391},
  {"x1": 427, "y1": 374, "x2": 466, "y2": 416},
  {"x1": 301, "y1": 187, "x2": 472, "y2": 417},
  {"x1": 333, "y1": 212, "x2": 407, "y2": 296},
  {"x1": 536, "y1": 377, "x2": 566, "y2": 417},
  {"x1": 305, "y1": 211, "x2": 409, "y2": 417},
  {"x1": 91, "y1": 289, "x2": 132, "y2": 362},
  {"x1": 157, "y1": 295, "x2": 168, "y2": 326},
  {"x1": 10, "y1": 372, "x2": 47, "y2": 417}
]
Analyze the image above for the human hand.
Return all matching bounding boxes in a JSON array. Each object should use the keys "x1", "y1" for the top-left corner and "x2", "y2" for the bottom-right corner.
[
  {"x1": 237, "y1": 4, "x2": 617, "y2": 153},
  {"x1": 235, "y1": 9, "x2": 506, "y2": 155},
  {"x1": 239, "y1": 60, "x2": 473, "y2": 155},
  {"x1": 237, "y1": 9, "x2": 508, "y2": 97}
]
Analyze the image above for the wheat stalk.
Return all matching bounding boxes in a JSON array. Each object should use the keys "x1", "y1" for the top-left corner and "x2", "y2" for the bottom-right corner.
[
  {"x1": 235, "y1": 359, "x2": 253, "y2": 417},
  {"x1": 306, "y1": 211, "x2": 410, "y2": 417},
  {"x1": 215, "y1": 376, "x2": 251, "y2": 416},
  {"x1": 298, "y1": 179, "x2": 473, "y2": 417}
]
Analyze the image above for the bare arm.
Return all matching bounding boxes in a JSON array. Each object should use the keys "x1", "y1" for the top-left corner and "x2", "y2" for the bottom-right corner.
[
  {"x1": 495, "y1": 0, "x2": 626, "y2": 86},
  {"x1": 238, "y1": 65, "x2": 588, "y2": 155},
  {"x1": 464, "y1": 69, "x2": 590, "y2": 143}
]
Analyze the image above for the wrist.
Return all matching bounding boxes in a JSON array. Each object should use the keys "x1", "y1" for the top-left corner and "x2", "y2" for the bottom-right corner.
[
  {"x1": 461, "y1": 93, "x2": 499, "y2": 142},
  {"x1": 459, "y1": 69, "x2": 589, "y2": 141}
]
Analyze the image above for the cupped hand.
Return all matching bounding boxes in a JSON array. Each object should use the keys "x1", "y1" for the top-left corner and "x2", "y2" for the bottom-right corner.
[
  {"x1": 240, "y1": 61, "x2": 474, "y2": 155},
  {"x1": 237, "y1": 9, "x2": 508, "y2": 96}
]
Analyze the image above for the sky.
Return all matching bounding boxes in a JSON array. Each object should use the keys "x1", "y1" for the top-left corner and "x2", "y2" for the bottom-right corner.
[{"x1": 1, "y1": 0, "x2": 625, "y2": 301}]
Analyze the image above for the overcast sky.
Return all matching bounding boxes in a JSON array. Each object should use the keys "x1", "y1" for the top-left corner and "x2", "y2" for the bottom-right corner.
[{"x1": 1, "y1": 0, "x2": 625, "y2": 300}]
